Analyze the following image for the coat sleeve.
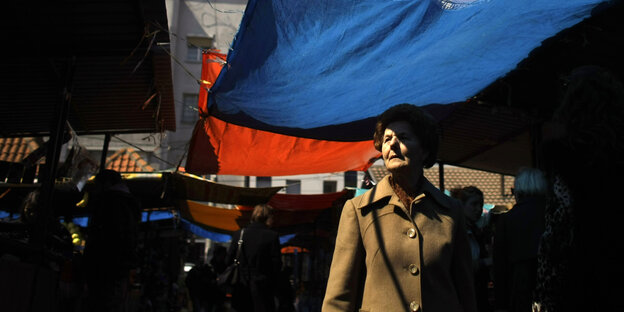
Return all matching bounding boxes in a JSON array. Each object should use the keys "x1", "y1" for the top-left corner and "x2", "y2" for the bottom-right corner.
[
  {"x1": 322, "y1": 199, "x2": 365, "y2": 312},
  {"x1": 270, "y1": 231, "x2": 282, "y2": 279},
  {"x1": 451, "y1": 206, "x2": 478, "y2": 312},
  {"x1": 493, "y1": 214, "x2": 509, "y2": 309}
]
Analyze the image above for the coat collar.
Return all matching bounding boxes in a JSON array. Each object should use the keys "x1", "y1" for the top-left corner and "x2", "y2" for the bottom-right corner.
[{"x1": 356, "y1": 174, "x2": 453, "y2": 211}]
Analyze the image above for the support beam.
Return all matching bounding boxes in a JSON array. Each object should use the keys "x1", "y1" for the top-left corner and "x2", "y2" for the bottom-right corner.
[
  {"x1": 438, "y1": 161, "x2": 445, "y2": 192},
  {"x1": 100, "y1": 133, "x2": 111, "y2": 172},
  {"x1": 35, "y1": 57, "x2": 76, "y2": 259}
]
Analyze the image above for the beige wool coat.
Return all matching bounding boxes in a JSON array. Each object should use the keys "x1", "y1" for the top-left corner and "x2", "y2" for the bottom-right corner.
[{"x1": 322, "y1": 175, "x2": 477, "y2": 312}]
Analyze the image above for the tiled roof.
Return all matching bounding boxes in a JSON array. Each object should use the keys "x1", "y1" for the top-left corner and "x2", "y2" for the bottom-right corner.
[
  {"x1": 0, "y1": 137, "x2": 41, "y2": 163},
  {"x1": 368, "y1": 164, "x2": 516, "y2": 207},
  {"x1": 106, "y1": 148, "x2": 155, "y2": 173}
]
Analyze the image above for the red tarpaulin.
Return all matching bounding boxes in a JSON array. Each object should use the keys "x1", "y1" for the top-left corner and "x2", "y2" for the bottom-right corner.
[
  {"x1": 185, "y1": 116, "x2": 379, "y2": 176},
  {"x1": 178, "y1": 190, "x2": 349, "y2": 233},
  {"x1": 237, "y1": 190, "x2": 349, "y2": 211}
]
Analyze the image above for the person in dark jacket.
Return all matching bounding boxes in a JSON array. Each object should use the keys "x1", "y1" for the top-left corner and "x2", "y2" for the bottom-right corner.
[
  {"x1": 533, "y1": 65, "x2": 624, "y2": 312},
  {"x1": 83, "y1": 169, "x2": 141, "y2": 312},
  {"x1": 452, "y1": 186, "x2": 493, "y2": 312},
  {"x1": 226, "y1": 204, "x2": 282, "y2": 312},
  {"x1": 493, "y1": 167, "x2": 547, "y2": 312}
]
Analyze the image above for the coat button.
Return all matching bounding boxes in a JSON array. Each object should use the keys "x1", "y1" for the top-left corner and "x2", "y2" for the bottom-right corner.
[
  {"x1": 407, "y1": 228, "x2": 417, "y2": 238},
  {"x1": 410, "y1": 301, "x2": 420, "y2": 311},
  {"x1": 408, "y1": 264, "x2": 419, "y2": 275}
]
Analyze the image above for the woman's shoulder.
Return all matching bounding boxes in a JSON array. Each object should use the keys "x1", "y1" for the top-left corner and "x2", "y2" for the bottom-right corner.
[
  {"x1": 422, "y1": 178, "x2": 463, "y2": 214},
  {"x1": 348, "y1": 175, "x2": 394, "y2": 209},
  {"x1": 245, "y1": 223, "x2": 278, "y2": 236}
]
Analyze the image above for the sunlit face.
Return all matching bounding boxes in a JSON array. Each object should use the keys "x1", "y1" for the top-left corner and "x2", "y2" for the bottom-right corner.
[{"x1": 382, "y1": 121, "x2": 428, "y2": 175}]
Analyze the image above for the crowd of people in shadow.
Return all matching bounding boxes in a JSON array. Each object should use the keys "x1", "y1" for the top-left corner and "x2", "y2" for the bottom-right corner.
[
  {"x1": 320, "y1": 65, "x2": 623, "y2": 312},
  {"x1": 3, "y1": 64, "x2": 621, "y2": 312},
  {"x1": 184, "y1": 204, "x2": 296, "y2": 312},
  {"x1": 530, "y1": 65, "x2": 624, "y2": 312},
  {"x1": 450, "y1": 65, "x2": 624, "y2": 312},
  {"x1": 193, "y1": 65, "x2": 622, "y2": 312}
]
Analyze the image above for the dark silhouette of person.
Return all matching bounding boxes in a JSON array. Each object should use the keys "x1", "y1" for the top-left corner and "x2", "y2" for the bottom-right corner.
[
  {"x1": 208, "y1": 244, "x2": 228, "y2": 311},
  {"x1": 185, "y1": 260, "x2": 216, "y2": 312},
  {"x1": 533, "y1": 65, "x2": 624, "y2": 312},
  {"x1": 452, "y1": 186, "x2": 493, "y2": 312},
  {"x1": 83, "y1": 169, "x2": 140, "y2": 312},
  {"x1": 210, "y1": 244, "x2": 228, "y2": 276},
  {"x1": 226, "y1": 204, "x2": 282, "y2": 312},
  {"x1": 276, "y1": 265, "x2": 296, "y2": 312},
  {"x1": 493, "y1": 167, "x2": 547, "y2": 312}
]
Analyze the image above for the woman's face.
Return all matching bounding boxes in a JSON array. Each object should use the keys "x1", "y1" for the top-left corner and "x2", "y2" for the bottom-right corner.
[
  {"x1": 382, "y1": 121, "x2": 428, "y2": 174},
  {"x1": 463, "y1": 196, "x2": 484, "y2": 223}
]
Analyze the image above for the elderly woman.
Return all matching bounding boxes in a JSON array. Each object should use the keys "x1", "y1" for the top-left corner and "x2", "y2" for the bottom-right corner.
[{"x1": 322, "y1": 104, "x2": 477, "y2": 312}]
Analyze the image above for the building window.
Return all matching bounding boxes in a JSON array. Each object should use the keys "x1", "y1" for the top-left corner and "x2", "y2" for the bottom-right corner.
[
  {"x1": 187, "y1": 44, "x2": 202, "y2": 62},
  {"x1": 181, "y1": 94, "x2": 198, "y2": 124},
  {"x1": 257, "y1": 176, "x2": 272, "y2": 188},
  {"x1": 344, "y1": 171, "x2": 357, "y2": 188},
  {"x1": 186, "y1": 36, "x2": 214, "y2": 63},
  {"x1": 323, "y1": 180, "x2": 337, "y2": 193},
  {"x1": 285, "y1": 180, "x2": 301, "y2": 194}
]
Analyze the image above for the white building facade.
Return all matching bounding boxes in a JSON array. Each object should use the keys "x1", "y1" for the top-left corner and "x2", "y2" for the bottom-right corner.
[{"x1": 163, "y1": 0, "x2": 367, "y2": 193}]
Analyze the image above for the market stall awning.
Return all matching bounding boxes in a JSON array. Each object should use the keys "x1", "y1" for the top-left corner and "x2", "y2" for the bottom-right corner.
[
  {"x1": 169, "y1": 172, "x2": 283, "y2": 205},
  {"x1": 178, "y1": 189, "x2": 350, "y2": 234},
  {"x1": 185, "y1": 114, "x2": 380, "y2": 176},
  {"x1": 239, "y1": 190, "x2": 349, "y2": 211},
  {"x1": 186, "y1": 0, "x2": 608, "y2": 176}
]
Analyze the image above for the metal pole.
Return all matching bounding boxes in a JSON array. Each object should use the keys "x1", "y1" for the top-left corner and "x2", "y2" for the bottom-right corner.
[
  {"x1": 36, "y1": 57, "x2": 76, "y2": 259},
  {"x1": 100, "y1": 133, "x2": 111, "y2": 172},
  {"x1": 438, "y1": 161, "x2": 445, "y2": 192}
]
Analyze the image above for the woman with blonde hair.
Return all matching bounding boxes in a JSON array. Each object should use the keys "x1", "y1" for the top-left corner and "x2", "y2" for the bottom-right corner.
[{"x1": 226, "y1": 204, "x2": 282, "y2": 312}]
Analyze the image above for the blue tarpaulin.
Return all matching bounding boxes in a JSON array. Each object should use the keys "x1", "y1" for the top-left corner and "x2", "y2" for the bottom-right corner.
[
  {"x1": 188, "y1": 0, "x2": 606, "y2": 176},
  {"x1": 207, "y1": 0, "x2": 604, "y2": 135}
]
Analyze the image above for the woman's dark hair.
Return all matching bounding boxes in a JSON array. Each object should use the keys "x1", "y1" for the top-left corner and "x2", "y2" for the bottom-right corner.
[
  {"x1": 373, "y1": 103, "x2": 440, "y2": 168},
  {"x1": 555, "y1": 66, "x2": 624, "y2": 160},
  {"x1": 451, "y1": 186, "x2": 484, "y2": 205},
  {"x1": 95, "y1": 169, "x2": 122, "y2": 187},
  {"x1": 251, "y1": 204, "x2": 274, "y2": 224}
]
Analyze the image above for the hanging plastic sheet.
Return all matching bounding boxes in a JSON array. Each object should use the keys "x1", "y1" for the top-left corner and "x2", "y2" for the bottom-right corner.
[
  {"x1": 186, "y1": 0, "x2": 605, "y2": 176},
  {"x1": 177, "y1": 189, "x2": 350, "y2": 233}
]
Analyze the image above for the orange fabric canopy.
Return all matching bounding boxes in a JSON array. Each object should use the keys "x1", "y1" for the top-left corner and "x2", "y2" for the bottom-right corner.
[
  {"x1": 179, "y1": 200, "x2": 331, "y2": 233},
  {"x1": 178, "y1": 189, "x2": 352, "y2": 233},
  {"x1": 198, "y1": 51, "x2": 226, "y2": 116},
  {"x1": 185, "y1": 116, "x2": 380, "y2": 176}
]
